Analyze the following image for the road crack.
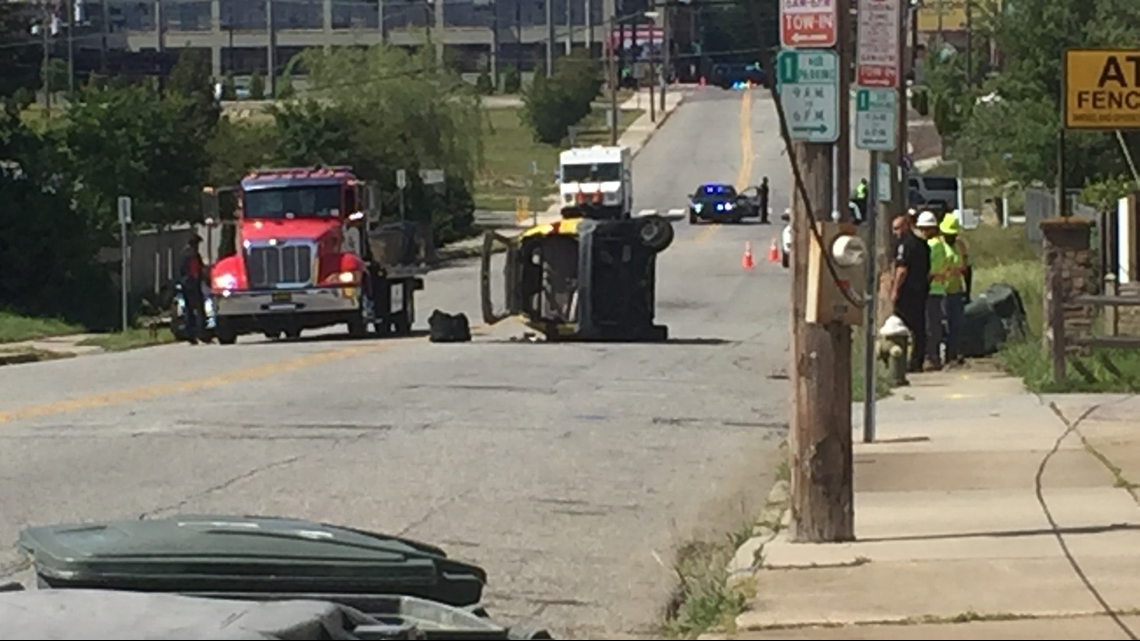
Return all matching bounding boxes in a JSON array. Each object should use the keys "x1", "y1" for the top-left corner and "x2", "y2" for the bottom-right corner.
[{"x1": 141, "y1": 456, "x2": 301, "y2": 520}]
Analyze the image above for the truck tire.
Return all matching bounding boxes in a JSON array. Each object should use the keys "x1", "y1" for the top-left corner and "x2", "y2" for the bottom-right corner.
[{"x1": 216, "y1": 320, "x2": 237, "y2": 345}]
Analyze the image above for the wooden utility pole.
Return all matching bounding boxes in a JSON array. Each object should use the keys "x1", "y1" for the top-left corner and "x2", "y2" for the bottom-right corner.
[
  {"x1": 790, "y1": 144, "x2": 855, "y2": 543},
  {"x1": 788, "y1": 0, "x2": 856, "y2": 543}
]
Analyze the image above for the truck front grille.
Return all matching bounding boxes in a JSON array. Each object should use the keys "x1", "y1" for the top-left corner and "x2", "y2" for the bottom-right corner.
[{"x1": 245, "y1": 244, "x2": 313, "y2": 288}]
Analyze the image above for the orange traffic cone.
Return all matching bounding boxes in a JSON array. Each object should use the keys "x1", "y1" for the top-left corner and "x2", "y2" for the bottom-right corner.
[
  {"x1": 767, "y1": 238, "x2": 780, "y2": 263},
  {"x1": 742, "y1": 241, "x2": 755, "y2": 270}
]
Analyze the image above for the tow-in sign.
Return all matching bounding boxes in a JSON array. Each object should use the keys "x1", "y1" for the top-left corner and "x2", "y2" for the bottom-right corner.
[
  {"x1": 1064, "y1": 49, "x2": 1140, "y2": 130},
  {"x1": 780, "y1": 0, "x2": 837, "y2": 48}
]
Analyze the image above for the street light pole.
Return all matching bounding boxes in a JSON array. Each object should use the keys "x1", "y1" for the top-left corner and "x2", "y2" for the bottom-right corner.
[{"x1": 607, "y1": 11, "x2": 618, "y2": 145}]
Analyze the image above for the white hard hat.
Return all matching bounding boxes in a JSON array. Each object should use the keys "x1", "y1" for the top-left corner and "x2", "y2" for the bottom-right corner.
[{"x1": 916, "y1": 211, "x2": 938, "y2": 228}]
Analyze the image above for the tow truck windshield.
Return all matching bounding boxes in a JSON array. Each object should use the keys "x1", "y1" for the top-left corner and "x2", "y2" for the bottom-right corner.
[
  {"x1": 243, "y1": 185, "x2": 341, "y2": 219},
  {"x1": 562, "y1": 163, "x2": 621, "y2": 183}
]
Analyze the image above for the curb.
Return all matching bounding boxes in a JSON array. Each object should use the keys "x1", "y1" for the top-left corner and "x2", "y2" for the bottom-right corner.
[{"x1": 726, "y1": 478, "x2": 790, "y2": 580}]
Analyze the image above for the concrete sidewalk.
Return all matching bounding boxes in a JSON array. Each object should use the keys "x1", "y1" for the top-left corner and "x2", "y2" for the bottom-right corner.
[{"x1": 706, "y1": 366, "x2": 1140, "y2": 640}]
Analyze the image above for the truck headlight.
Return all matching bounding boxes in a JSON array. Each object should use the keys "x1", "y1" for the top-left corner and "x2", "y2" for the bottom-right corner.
[{"x1": 213, "y1": 273, "x2": 237, "y2": 290}]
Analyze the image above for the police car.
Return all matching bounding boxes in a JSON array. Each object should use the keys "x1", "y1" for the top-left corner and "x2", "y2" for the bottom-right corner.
[{"x1": 688, "y1": 184, "x2": 753, "y2": 224}]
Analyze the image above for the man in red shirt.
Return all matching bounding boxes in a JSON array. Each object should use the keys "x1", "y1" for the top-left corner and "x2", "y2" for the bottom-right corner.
[{"x1": 179, "y1": 233, "x2": 206, "y2": 344}]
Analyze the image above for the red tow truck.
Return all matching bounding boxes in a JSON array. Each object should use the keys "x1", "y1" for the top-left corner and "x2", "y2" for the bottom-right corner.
[{"x1": 202, "y1": 166, "x2": 425, "y2": 345}]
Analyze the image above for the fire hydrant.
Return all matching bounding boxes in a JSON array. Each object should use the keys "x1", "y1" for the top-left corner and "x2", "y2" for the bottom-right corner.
[{"x1": 878, "y1": 315, "x2": 911, "y2": 387}]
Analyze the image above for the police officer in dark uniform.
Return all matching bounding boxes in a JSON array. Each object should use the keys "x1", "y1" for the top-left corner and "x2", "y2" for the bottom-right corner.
[
  {"x1": 891, "y1": 213, "x2": 931, "y2": 372},
  {"x1": 179, "y1": 233, "x2": 206, "y2": 344},
  {"x1": 758, "y1": 177, "x2": 770, "y2": 223}
]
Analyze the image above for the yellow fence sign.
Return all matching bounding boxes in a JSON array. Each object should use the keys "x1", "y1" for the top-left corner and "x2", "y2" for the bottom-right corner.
[{"x1": 1064, "y1": 49, "x2": 1140, "y2": 130}]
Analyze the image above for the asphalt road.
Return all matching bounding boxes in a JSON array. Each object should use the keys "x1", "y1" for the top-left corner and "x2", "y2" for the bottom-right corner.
[{"x1": 0, "y1": 87, "x2": 793, "y2": 639}]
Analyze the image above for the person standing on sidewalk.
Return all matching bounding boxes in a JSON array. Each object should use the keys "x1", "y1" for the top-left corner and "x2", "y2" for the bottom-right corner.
[
  {"x1": 921, "y1": 212, "x2": 948, "y2": 370},
  {"x1": 932, "y1": 214, "x2": 969, "y2": 366},
  {"x1": 891, "y1": 213, "x2": 931, "y2": 373}
]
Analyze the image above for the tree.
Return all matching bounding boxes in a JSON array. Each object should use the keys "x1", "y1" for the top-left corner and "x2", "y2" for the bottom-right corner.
[
  {"x1": 521, "y1": 66, "x2": 573, "y2": 144},
  {"x1": 0, "y1": 4, "x2": 42, "y2": 104},
  {"x1": 63, "y1": 81, "x2": 214, "y2": 230},
  {"x1": 248, "y1": 69, "x2": 265, "y2": 99},
  {"x1": 272, "y1": 44, "x2": 483, "y2": 241},
  {"x1": 956, "y1": 0, "x2": 1140, "y2": 190},
  {"x1": 166, "y1": 49, "x2": 221, "y2": 149}
]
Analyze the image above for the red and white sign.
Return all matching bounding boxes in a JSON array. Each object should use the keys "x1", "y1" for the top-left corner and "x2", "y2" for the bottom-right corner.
[
  {"x1": 856, "y1": 0, "x2": 901, "y2": 88},
  {"x1": 780, "y1": 0, "x2": 837, "y2": 48}
]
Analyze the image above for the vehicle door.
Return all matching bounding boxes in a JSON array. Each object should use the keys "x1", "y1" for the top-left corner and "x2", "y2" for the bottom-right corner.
[{"x1": 480, "y1": 231, "x2": 522, "y2": 324}]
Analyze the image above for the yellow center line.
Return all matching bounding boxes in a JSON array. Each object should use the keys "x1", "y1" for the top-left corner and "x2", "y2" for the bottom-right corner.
[
  {"x1": 734, "y1": 88, "x2": 754, "y2": 192},
  {"x1": 696, "y1": 89, "x2": 754, "y2": 245},
  {"x1": 0, "y1": 338, "x2": 416, "y2": 425}
]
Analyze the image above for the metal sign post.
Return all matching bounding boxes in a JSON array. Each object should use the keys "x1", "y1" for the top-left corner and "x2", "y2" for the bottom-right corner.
[
  {"x1": 396, "y1": 169, "x2": 407, "y2": 221},
  {"x1": 117, "y1": 196, "x2": 132, "y2": 333}
]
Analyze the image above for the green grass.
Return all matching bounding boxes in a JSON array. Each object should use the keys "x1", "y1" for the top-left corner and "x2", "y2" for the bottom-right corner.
[
  {"x1": 659, "y1": 527, "x2": 757, "y2": 640},
  {"x1": 963, "y1": 224, "x2": 1140, "y2": 393},
  {"x1": 77, "y1": 328, "x2": 176, "y2": 352},
  {"x1": 475, "y1": 105, "x2": 644, "y2": 211},
  {"x1": 0, "y1": 310, "x2": 84, "y2": 344},
  {"x1": 852, "y1": 331, "x2": 893, "y2": 403}
]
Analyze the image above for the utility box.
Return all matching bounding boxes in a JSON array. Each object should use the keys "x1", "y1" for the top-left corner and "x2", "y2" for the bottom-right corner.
[{"x1": 806, "y1": 221, "x2": 866, "y2": 325}]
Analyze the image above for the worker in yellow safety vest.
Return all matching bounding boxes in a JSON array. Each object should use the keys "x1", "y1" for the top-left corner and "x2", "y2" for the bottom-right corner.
[{"x1": 927, "y1": 214, "x2": 969, "y2": 368}]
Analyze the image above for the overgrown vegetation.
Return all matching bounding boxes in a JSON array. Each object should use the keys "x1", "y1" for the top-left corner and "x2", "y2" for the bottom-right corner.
[
  {"x1": 521, "y1": 50, "x2": 604, "y2": 144},
  {"x1": 961, "y1": 224, "x2": 1140, "y2": 393},
  {"x1": 921, "y1": 0, "x2": 1140, "y2": 203}
]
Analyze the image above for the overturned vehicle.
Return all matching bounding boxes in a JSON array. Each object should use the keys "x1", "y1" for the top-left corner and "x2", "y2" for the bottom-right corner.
[
  {"x1": 5, "y1": 514, "x2": 554, "y2": 640},
  {"x1": 480, "y1": 215, "x2": 675, "y2": 342}
]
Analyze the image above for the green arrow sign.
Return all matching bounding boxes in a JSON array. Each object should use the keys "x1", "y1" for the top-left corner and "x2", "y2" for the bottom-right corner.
[{"x1": 776, "y1": 49, "x2": 839, "y2": 144}]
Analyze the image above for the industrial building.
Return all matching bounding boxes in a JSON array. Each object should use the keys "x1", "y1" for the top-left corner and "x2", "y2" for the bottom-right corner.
[{"x1": 11, "y1": 0, "x2": 698, "y2": 93}]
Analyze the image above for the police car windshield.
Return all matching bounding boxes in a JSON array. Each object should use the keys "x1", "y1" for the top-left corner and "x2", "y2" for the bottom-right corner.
[
  {"x1": 693, "y1": 185, "x2": 736, "y2": 201},
  {"x1": 562, "y1": 163, "x2": 621, "y2": 183},
  {"x1": 244, "y1": 186, "x2": 341, "y2": 219}
]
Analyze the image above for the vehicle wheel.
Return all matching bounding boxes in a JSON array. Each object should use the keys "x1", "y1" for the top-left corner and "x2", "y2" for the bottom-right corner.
[
  {"x1": 638, "y1": 215, "x2": 675, "y2": 252},
  {"x1": 689, "y1": 213, "x2": 699, "y2": 225},
  {"x1": 284, "y1": 327, "x2": 302, "y2": 340},
  {"x1": 216, "y1": 321, "x2": 237, "y2": 345},
  {"x1": 782, "y1": 252, "x2": 790, "y2": 269},
  {"x1": 263, "y1": 330, "x2": 281, "y2": 340}
]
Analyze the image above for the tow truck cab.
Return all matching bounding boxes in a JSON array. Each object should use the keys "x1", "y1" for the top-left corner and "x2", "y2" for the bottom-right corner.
[{"x1": 205, "y1": 165, "x2": 422, "y2": 344}]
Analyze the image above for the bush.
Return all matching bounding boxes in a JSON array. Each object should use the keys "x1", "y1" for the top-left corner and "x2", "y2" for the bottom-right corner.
[
  {"x1": 520, "y1": 53, "x2": 603, "y2": 145},
  {"x1": 475, "y1": 69, "x2": 494, "y2": 95},
  {"x1": 502, "y1": 66, "x2": 521, "y2": 93},
  {"x1": 221, "y1": 73, "x2": 237, "y2": 100},
  {"x1": 248, "y1": 69, "x2": 265, "y2": 99}
]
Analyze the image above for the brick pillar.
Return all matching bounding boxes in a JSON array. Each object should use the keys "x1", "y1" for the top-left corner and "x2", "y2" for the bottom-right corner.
[{"x1": 1041, "y1": 217, "x2": 1095, "y2": 349}]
